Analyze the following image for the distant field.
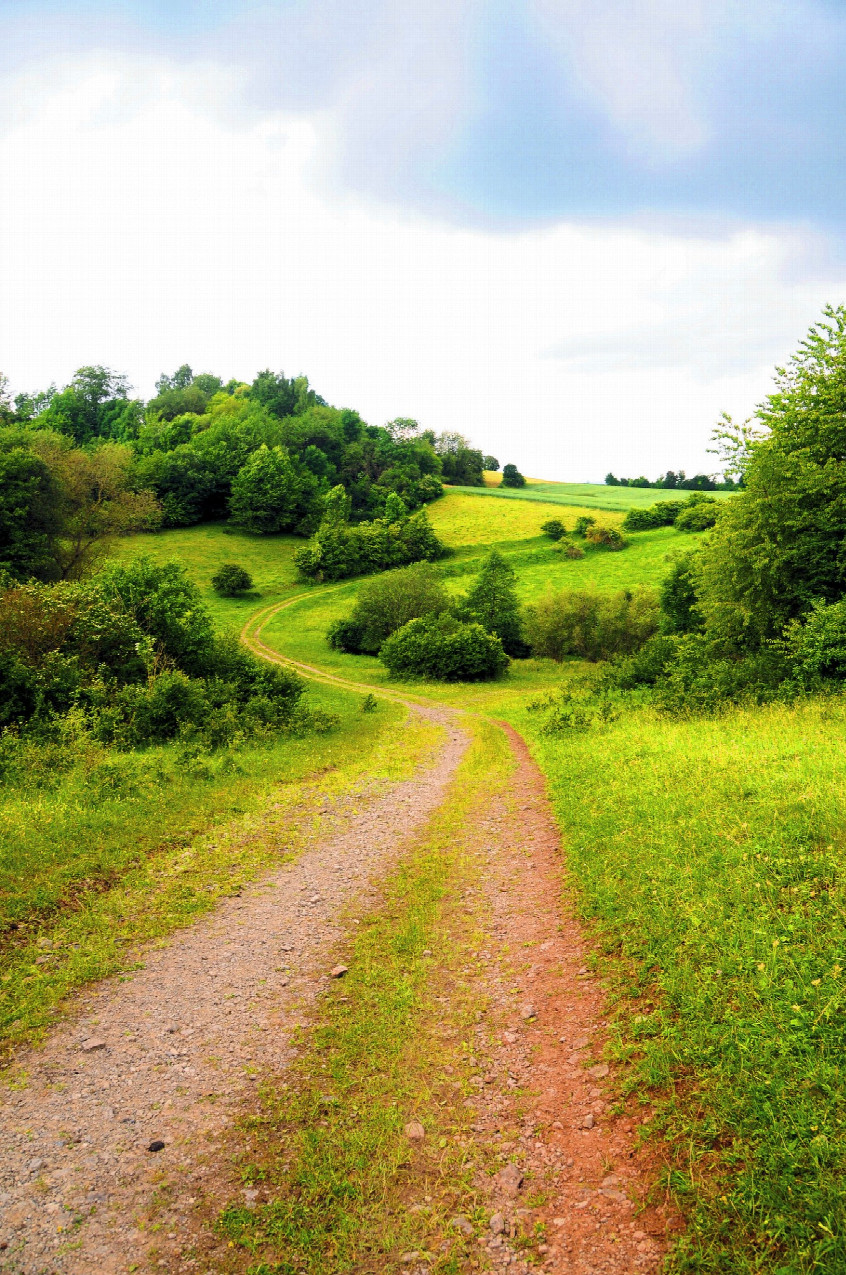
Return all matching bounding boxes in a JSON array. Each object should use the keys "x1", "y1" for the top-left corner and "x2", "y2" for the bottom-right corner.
[
  {"x1": 426, "y1": 488, "x2": 624, "y2": 547},
  {"x1": 454, "y1": 479, "x2": 733, "y2": 512}
]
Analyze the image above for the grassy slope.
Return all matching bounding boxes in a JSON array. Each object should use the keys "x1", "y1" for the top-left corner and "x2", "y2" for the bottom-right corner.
[
  {"x1": 455, "y1": 477, "x2": 732, "y2": 513},
  {"x1": 43, "y1": 481, "x2": 846, "y2": 1270}
]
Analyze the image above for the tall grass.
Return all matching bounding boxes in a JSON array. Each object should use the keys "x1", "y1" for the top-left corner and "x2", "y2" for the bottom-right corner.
[{"x1": 520, "y1": 697, "x2": 846, "y2": 1273}]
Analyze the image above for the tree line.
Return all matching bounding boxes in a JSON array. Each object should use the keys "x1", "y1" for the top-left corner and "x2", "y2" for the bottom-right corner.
[{"x1": 0, "y1": 364, "x2": 511, "y2": 584}]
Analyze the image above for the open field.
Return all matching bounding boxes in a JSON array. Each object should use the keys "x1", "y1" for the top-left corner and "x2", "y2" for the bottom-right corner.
[
  {"x1": 452, "y1": 478, "x2": 733, "y2": 513},
  {"x1": 427, "y1": 487, "x2": 625, "y2": 546}
]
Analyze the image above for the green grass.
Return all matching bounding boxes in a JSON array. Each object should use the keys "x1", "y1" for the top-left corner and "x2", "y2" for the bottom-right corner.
[
  {"x1": 212, "y1": 717, "x2": 518, "y2": 1274},
  {"x1": 514, "y1": 696, "x2": 846, "y2": 1273},
  {"x1": 0, "y1": 686, "x2": 441, "y2": 1064},
  {"x1": 112, "y1": 523, "x2": 309, "y2": 628},
  {"x1": 451, "y1": 479, "x2": 733, "y2": 513},
  {"x1": 426, "y1": 487, "x2": 624, "y2": 546}
]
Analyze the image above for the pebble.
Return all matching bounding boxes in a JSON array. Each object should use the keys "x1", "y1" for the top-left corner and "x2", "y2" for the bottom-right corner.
[
  {"x1": 80, "y1": 1038, "x2": 107, "y2": 1052},
  {"x1": 330, "y1": 965, "x2": 348, "y2": 978},
  {"x1": 404, "y1": 1120, "x2": 425, "y2": 1141},
  {"x1": 495, "y1": 1162, "x2": 524, "y2": 1197}
]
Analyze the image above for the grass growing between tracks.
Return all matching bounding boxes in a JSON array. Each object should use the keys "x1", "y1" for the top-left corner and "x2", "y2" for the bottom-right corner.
[
  {"x1": 214, "y1": 717, "x2": 518, "y2": 1275},
  {"x1": 520, "y1": 696, "x2": 846, "y2": 1274},
  {"x1": 0, "y1": 689, "x2": 441, "y2": 1066}
]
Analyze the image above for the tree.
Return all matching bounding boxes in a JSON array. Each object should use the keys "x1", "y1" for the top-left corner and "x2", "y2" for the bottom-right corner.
[
  {"x1": 697, "y1": 305, "x2": 846, "y2": 646},
  {"x1": 228, "y1": 444, "x2": 320, "y2": 534},
  {"x1": 431, "y1": 432, "x2": 485, "y2": 486},
  {"x1": 483, "y1": 455, "x2": 500, "y2": 472},
  {"x1": 707, "y1": 412, "x2": 764, "y2": 485},
  {"x1": 251, "y1": 369, "x2": 298, "y2": 420},
  {"x1": 460, "y1": 549, "x2": 527, "y2": 656},
  {"x1": 501, "y1": 463, "x2": 525, "y2": 488},
  {"x1": 0, "y1": 448, "x2": 63, "y2": 580},
  {"x1": 32, "y1": 438, "x2": 161, "y2": 578},
  {"x1": 39, "y1": 366, "x2": 134, "y2": 444},
  {"x1": 604, "y1": 473, "x2": 619, "y2": 486},
  {"x1": 330, "y1": 562, "x2": 450, "y2": 653}
]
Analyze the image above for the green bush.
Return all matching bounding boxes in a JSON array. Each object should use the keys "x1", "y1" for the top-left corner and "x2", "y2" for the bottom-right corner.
[
  {"x1": 784, "y1": 599, "x2": 846, "y2": 687},
  {"x1": 326, "y1": 618, "x2": 367, "y2": 654},
  {"x1": 379, "y1": 614, "x2": 509, "y2": 681},
  {"x1": 211, "y1": 563, "x2": 254, "y2": 596},
  {"x1": 326, "y1": 562, "x2": 449, "y2": 654},
  {"x1": 660, "y1": 553, "x2": 704, "y2": 634},
  {"x1": 0, "y1": 563, "x2": 308, "y2": 747},
  {"x1": 540, "y1": 518, "x2": 567, "y2": 540},
  {"x1": 561, "y1": 542, "x2": 585, "y2": 560},
  {"x1": 524, "y1": 587, "x2": 659, "y2": 662},
  {"x1": 584, "y1": 524, "x2": 627, "y2": 551},
  {"x1": 622, "y1": 500, "x2": 684, "y2": 531},
  {"x1": 674, "y1": 493, "x2": 720, "y2": 532},
  {"x1": 573, "y1": 515, "x2": 595, "y2": 537}
]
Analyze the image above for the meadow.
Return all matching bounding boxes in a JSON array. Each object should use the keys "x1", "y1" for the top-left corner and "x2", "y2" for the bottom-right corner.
[
  {"x1": 459, "y1": 477, "x2": 733, "y2": 513},
  {"x1": 12, "y1": 476, "x2": 846, "y2": 1270}
]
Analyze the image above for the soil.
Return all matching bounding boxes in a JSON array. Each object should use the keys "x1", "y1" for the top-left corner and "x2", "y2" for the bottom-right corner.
[{"x1": 0, "y1": 694, "x2": 675, "y2": 1274}]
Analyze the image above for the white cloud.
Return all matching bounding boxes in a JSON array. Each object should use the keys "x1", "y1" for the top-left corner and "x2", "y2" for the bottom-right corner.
[{"x1": 1, "y1": 51, "x2": 843, "y2": 482}]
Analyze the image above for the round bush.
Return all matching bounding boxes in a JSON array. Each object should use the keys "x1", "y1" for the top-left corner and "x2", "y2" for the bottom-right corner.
[
  {"x1": 379, "y1": 614, "x2": 509, "y2": 681},
  {"x1": 211, "y1": 563, "x2": 254, "y2": 596},
  {"x1": 540, "y1": 518, "x2": 566, "y2": 541}
]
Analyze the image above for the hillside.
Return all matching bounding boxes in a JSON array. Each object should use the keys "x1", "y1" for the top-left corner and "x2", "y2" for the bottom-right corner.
[{"x1": 7, "y1": 443, "x2": 846, "y2": 1273}]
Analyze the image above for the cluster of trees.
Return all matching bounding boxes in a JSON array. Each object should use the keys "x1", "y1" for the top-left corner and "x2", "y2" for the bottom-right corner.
[
  {"x1": 604, "y1": 305, "x2": 846, "y2": 710},
  {"x1": 0, "y1": 558, "x2": 317, "y2": 746},
  {"x1": 327, "y1": 551, "x2": 526, "y2": 680},
  {"x1": 605, "y1": 470, "x2": 735, "y2": 491},
  {"x1": 293, "y1": 487, "x2": 446, "y2": 581},
  {"x1": 0, "y1": 364, "x2": 500, "y2": 586}
]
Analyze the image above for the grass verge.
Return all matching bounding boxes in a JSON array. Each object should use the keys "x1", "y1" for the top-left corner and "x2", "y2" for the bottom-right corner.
[
  {"x1": 212, "y1": 716, "x2": 521, "y2": 1274},
  {"x1": 0, "y1": 687, "x2": 441, "y2": 1065},
  {"x1": 517, "y1": 696, "x2": 846, "y2": 1274}
]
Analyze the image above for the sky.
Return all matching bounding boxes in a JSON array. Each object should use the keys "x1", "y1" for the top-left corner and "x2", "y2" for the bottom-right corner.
[{"x1": 2, "y1": 1, "x2": 845, "y2": 480}]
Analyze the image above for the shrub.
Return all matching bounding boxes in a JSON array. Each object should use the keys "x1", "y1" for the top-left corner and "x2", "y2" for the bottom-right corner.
[
  {"x1": 562, "y1": 542, "x2": 585, "y2": 560},
  {"x1": 211, "y1": 563, "x2": 254, "y2": 596},
  {"x1": 784, "y1": 599, "x2": 846, "y2": 687},
  {"x1": 524, "y1": 587, "x2": 660, "y2": 662},
  {"x1": 584, "y1": 524, "x2": 627, "y2": 551},
  {"x1": 326, "y1": 618, "x2": 367, "y2": 654},
  {"x1": 328, "y1": 562, "x2": 449, "y2": 654},
  {"x1": 573, "y1": 516, "x2": 595, "y2": 537},
  {"x1": 379, "y1": 614, "x2": 509, "y2": 681},
  {"x1": 660, "y1": 554, "x2": 704, "y2": 634},
  {"x1": 622, "y1": 500, "x2": 684, "y2": 531},
  {"x1": 674, "y1": 493, "x2": 720, "y2": 532},
  {"x1": 540, "y1": 518, "x2": 567, "y2": 540}
]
